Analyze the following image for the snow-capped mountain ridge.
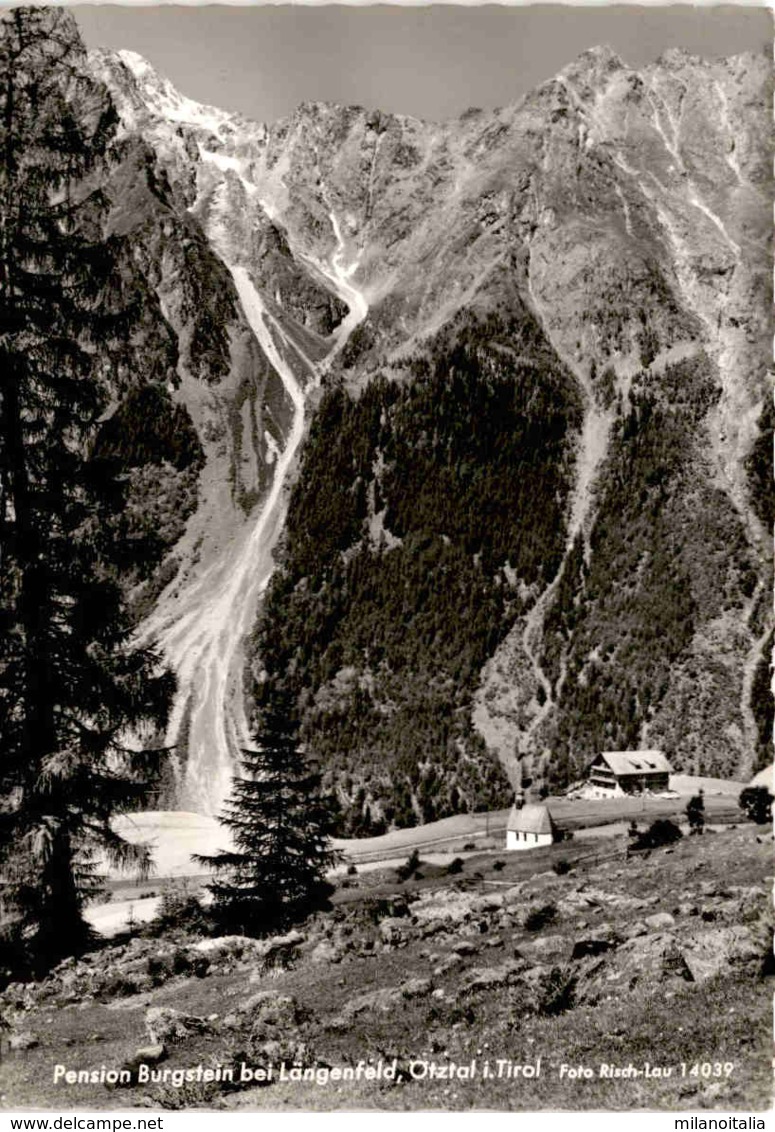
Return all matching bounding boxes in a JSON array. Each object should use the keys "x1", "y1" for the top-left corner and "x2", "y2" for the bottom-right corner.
[
  {"x1": 13, "y1": 8, "x2": 765, "y2": 820},
  {"x1": 86, "y1": 34, "x2": 772, "y2": 815}
]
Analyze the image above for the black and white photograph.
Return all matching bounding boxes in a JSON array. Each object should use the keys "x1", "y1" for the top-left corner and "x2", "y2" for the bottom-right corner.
[{"x1": 0, "y1": 0, "x2": 772, "y2": 1115}]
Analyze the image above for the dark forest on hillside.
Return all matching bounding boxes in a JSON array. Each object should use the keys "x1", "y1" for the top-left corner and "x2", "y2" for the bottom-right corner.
[{"x1": 250, "y1": 310, "x2": 583, "y2": 833}]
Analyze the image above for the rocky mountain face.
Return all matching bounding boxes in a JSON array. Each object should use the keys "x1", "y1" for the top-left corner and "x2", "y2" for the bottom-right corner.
[{"x1": 9, "y1": 8, "x2": 771, "y2": 824}]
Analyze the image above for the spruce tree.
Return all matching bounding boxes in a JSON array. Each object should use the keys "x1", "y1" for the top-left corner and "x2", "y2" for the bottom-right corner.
[
  {"x1": 0, "y1": 8, "x2": 173, "y2": 969},
  {"x1": 198, "y1": 691, "x2": 340, "y2": 934}
]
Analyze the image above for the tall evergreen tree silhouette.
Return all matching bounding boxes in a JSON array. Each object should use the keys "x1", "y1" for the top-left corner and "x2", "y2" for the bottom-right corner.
[
  {"x1": 198, "y1": 690, "x2": 339, "y2": 933},
  {"x1": 0, "y1": 8, "x2": 173, "y2": 969}
]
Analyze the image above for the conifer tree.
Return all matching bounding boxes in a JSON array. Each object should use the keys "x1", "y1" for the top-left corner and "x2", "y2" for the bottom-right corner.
[
  {"x1": 198, "y1": 690, "x2": 340, "y2": 933},
  {"x1": 0, "y1": 7, "x2": 173, "y2": 969}
]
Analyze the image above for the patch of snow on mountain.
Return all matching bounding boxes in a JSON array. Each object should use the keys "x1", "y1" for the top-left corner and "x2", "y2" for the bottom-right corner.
[{"x1": 117, "y1": 49, "x2": 238, "y2": 139}]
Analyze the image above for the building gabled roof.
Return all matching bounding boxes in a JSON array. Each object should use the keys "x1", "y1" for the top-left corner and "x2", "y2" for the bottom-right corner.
[
  {"x1": 507, "y1": 803, "x2": 555, "y2": 834},
  {"x1": 591, "y1": 750, "x2": 672, "y2": 777}
]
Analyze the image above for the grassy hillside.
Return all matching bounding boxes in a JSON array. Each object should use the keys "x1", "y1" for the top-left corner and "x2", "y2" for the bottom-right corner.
[{"x1": 1, "y1": 824, "x2": 770, "y2": 1112}]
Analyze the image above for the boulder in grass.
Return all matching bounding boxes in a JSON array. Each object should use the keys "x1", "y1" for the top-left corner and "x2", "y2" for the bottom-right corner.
[
  {"x1": 573, "y1": 932, "x2": 695, "y2": 1003},
  {"x1": 471, "y1": 893, "x2": 505, "y2": 914},
  {"x1": 122, "y1": 1044, "x2": 167, "y2": 1077},
  {"x1": 683, "y1": 921, "x2": 774, "y2": 983},
  {"x1": 145, "y1": 1006, "x2": 212, "y2": 1045},
  {"x1": 253, "y1": 930, "x2": 305, "y2": 971},
  {"x1": 190, "y1": 936, "x2": 256, "y2": 962},
  {"x1": 336, "y1": 978, "x2": 433, "y2": 1024},
  {"x1": 135, "y1": 1043, "x2": 166, "y2": 1063},
  {"x1": 644, "y1": 912, "x2": 676, "y2": 931},
  {"x1": 571, "y1": 936, "x2": 617, "y2": 960},
  {"x1": 433, "y1": 953, "x2": 464, "y2": 976},
  {"x1": 501, "y1": 885, "x2": 526, "y2": 909},
  {"x1": 253, "y1": 1036, "x2": 309, "y2": 1064},
  {"x1": 239, "y1": 991, "x2": 301, "y2": 1030},
  {"x1": 620, "y1": 921, "x2": 649, "y2": 941},
  {"x1": 242, "y1": 992, "x2": 308, "y2": 1065},
  {"x1": 461, "y1": 959, "x2": 527, "y2": 993},
  {"x1": 420, "y1": 919, "x2": 449, "y2": 940},
  {"x1": 451, "y1": 940, "x2": 479, "y2": 957},
  {"x1": 400, "y1": 977, "x2": 433, "y2": 1000},
  {"x1": 521, "y1": 934, "x2": 568, "y2": 960},
  {"x1": 379, "y1": 918, "x2": 410, "y2": 947},
  {"x1": 308, "y1": 939, "x2": 343, "y2": 965}
]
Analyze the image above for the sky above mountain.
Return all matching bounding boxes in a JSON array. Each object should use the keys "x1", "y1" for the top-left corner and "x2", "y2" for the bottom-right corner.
[{"x1": 72, "y1": 4, "x2": 771, "y2": 124}]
